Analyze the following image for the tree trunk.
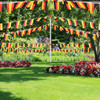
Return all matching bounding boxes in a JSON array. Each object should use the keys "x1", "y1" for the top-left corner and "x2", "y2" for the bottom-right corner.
[
  {"x1": 88, "y1": 34, "x2": 100, "y2": 62},
  {"x1": 96, "y1": 36, "x2": 100, "y2": 62}
]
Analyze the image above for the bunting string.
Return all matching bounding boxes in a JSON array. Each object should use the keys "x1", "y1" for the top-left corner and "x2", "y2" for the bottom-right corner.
[{"x1": 53, "y1": 16, "x2": 96, "y2": 30}]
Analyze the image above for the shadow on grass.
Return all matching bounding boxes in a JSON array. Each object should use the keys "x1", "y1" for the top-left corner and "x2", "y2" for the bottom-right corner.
[
  {"x1": 0, "y1": 61, "x2": 94, "y2": 82},
  {"x1": 0, "y1": 91, "x2": 23, "y2": 100}
]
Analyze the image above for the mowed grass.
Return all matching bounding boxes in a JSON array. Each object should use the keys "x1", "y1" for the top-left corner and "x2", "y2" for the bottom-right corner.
[{"x1": 0, "y1": 62, "x2": 100, "y2": 100}]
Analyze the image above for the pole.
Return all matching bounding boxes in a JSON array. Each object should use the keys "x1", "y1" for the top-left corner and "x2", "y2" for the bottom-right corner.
[{"x1": 50, "y1": 18, "x2": 51, "y2": 62}]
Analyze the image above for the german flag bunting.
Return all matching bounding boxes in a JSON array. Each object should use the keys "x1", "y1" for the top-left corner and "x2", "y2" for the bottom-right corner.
[
  {"x1": 83, "y1": 43, "x2": 85, "y2": 48},
  {"x1": 73, "y1": 20, "x2": 77, "y2": 26},
  {"x1": 67, "y1": 19, "x2": 72, "y2": 25},
  {"x1": 10, "y1": 43, "x2": 12, "y2": 48},
  {"x1": 83, "y1": 48, "x2": 85, "y2": 53},
  {"x1": 16, "y1": 43, "x2": 19, "y2": 48},
  {"x1": 4, "y1": 34, "x2": 7, "y2": 41},
  {"x1": 99, "y1": 23, "x2": 100, "y2": 30},
  {"x1": 6, "y1": 22, "x2": 11, "y2": 29},
  {"x1": 7, "y1": 2, "x2": 14, "y2": 13},
  {"x1": 85, "y1": 32, "x2": 88, "y2": 38},
  {"x1": 93, "y1": 34, "x2": 97, "y2": 40},
  {"x1": 27, "y1": 44, "x2": 29, "y2": 47},
  {"x1": 31, "y1": 44, "x2": 34, "y2": 48},
  {"x1": 2, "y1": 33, "x2": 5, "y2": 37},
  {"x1": 68, "y1": 44, "x2": 70, "y2": 48},
  {"x1": 70, "y1": 29, "x2": 74, "y2": 35},
  {"x1": 53, "y1": 25, "x2": 56, "y2": 30},
  {"x1": 87, "y1": 2, "x2": 94, "y2": 13},
  {"x1": 0, "y1": 2, "x2": 2, "y2": 12},
  {"x1": 64, "y1": 28, "x2": 69, "y2": 32},
  {"x1": 28, "y1": 29, "x2": 31, "y2": 35},
  {"x1": 77, "y1": 43, "x2": 80, "y2": 47},
  {"x1": 45, "y1": 25, "x2": 48, "y2": 30},
  {"x1": 16, "y1": 21, "x2": 20, "y2": 29},
  {"x1": 54, "y1": 16, "x2": 58, "y2": 22},
  {"x1": 82, "y1": 31, "x2": 85, "y2": 35},
  {"x1": 88, "y1": 48, "x2": 90, "y2": 53},
  {"x1": 42, "y1": 1, "x2": 47, "y2": 10},
  {"x1": 81, "y1": 21, "x2": 86, "y2": 28},
  {"x1": 29, "y1": 19, "x2": 34, "y2": 25},
  {"x1": 1, "y1": 42, "x2": 3, "y2": 47},
  {"x1": 44, "y1": 16, "x2": 47, "y2": 22},
  {"x1": 90, "y1": 22, "x2": 95, "y2": 29},
  {"x1": 76, "y1": 2, "x2": 87, "y2": 9},
  {"x1": 13, "y1": 33, "x2": 16, "y2": 38},
  {"x1": 64, "y1": 1, "x2": 76, "y2": 10},
  {"x1": 25, "y1": 1, "x2": 36, "y2": 10},
  {"x1": 54, "y1": 0, "x2": 59, "y2": 10},
  {"x1": 24, "y1": 20, "x2": 27, "y2": 26},
  {"x1": 7, "y1": 43, "x2": 10, "y2": 48},
  {"x1": 32, "y1": 28, "x2": 37, "y2": 32},
  {"x1": 37, "y1": 26, "x2": 42, "y2": 31},
  {"x1": 59, "y1": 26, "x2": 64, "y2": 31},
  {"x1": 14, "y1": 2, "x2": 25, "y2": 9},
  {"x1": 17, "y1": 31, "x2": 20, "y2": 35},
  {"x1": 96, "y1": 32, "x2": 99, "y2": 37},
  {"x1": 59, "y1": 17, "x2": 65, "y2": 22},
  {"x1": 0, "y1": 23, "x2": 3, "y2": 30},
  {"x1": 36, "y1": 17, "x2": 41, "y2": 22},
  {"x1": 89, "y1": 43, "x2": 92, "y2": 48},
  {"x1": 22, "y1": 43, "x2": 25, "y2": 47}
]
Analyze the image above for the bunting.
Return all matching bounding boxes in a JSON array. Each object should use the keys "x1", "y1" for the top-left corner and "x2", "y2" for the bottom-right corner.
[
  {"x1": 81, "y1": 21, "x2": 86, "y2": 28},
  {"x1": 7, "y1": 2, "x2": 14, "y2": 13},
  {"x1": 87, "y1": 2, "x2": 94, "y2": 13},
  {"x1": 0, "y1": 23, "x2": 3, "y2": 30},
  {"x1": 90, "y1": 22, "x2": 95, "y2": 29},
  {"x1": 42, "y1": 0, "x2": 47, "y2": 10},
  {"x1": 54, "y1": 0, "x2": 59, "y2": 10},
  {"x1": 6, "y1": 22, "x2": 11, "y2": 29},
  {"x1": 14, "y1": 2, "x2": 25, "y2": 9}
]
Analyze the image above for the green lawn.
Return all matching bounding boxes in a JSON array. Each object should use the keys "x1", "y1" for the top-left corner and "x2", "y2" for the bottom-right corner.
[{"x1": 0, "y1": 62, "x2": 100, "y2": 100}]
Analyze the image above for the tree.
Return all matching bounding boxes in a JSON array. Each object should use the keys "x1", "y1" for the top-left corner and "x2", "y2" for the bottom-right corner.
[{"x1": 0, "y1": 0, "x2": 100, "y2": 62}]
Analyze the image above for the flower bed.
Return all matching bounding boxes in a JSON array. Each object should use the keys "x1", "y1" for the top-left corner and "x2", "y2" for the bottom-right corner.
[
  {"x1": 46, "y1": 61, "x2": 100, "y2": 77},
  {"x1": 0, "y1": 60, "x2": 31, "y2": 67}
]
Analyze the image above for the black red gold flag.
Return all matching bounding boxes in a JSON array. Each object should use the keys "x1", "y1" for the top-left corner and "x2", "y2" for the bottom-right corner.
[
  {"x1": 83, "y1": 43, "x2": 85, "y2": 48},
  {"x1": 54, "y1": 0, "x2": 59, "y2": 10},
  {"x1": 14, "y1": 2, "x2": 25, "y2": 9},
  {"x1": 22, "y1": 43, "x2": 25, "y2": 47},
  {"x1": 87, "y1": 2, "x2": 94, "y2": 13},
  {"x1": 88, "y1": 48, "x2": 90, "y2": 53},
  {"x1": 7, "y1": 2, "x2": 14, "y2": 13},
  {"x1": 16, "y1": 43, "x2": 19, "y2": 48},
  {"x1": 76, "y1": 2, "x2": 87, "y2": 9},
  {"x1": 17, "y1": 31, "x2": 20, "y2": 35},
  {"x1": 4, "y1": 34, "x2": 7, "y2": 41},
  {"x1": 6, "y1": 22, "x2": 11, "y2": 29},
  {"x1": 67, "y1": 19, "x2": 72, "y2": 25},
  {"x1": 59, "y1": 26, "x2": 64, "y2": 31},
  {"x1": 77, "y1": 44, "x2": 80, "y2": 47},
  {"x1": 32, "y1": 28, "x2": 37, "y2": 32},
  {"x1": 1, "y1": 42, "x2": 3, "y2": 47},
  {"x1": 13, "y1": 33, "x2": 16, "y2": 38},
  {"x1": 64, "y1": 28, "x2": 69, "y2": 32},
  {"x1": 54, "y1": 16, "x2": 58, "y2": 22},
  {"x1": 89, "y1": 43, "x2": 92, "y2": 48},
  {"x1": 0, "y1": 2, "x2": 2, "y2": 12},
  {"x1": 28, "y1": 29, "x2": 31, "y2": 35},
  {"x1": 36, "y1": 18, "x2": 41, "y2": 22},
  {"x1": 73, "y1": 20, "x2": 77, "y2": 26},
  {"x1": 24, "y1": 20, "x2": 27, "y2": 26},
  {"x1": 0, "y1": 23, "x2": 3, "y2": 30},
  {"x1": 10, "y1": 43, "x2": 12, "y2": 48},
  {"x1": 81, "y1": 21, "x2": 86, "y2": 28},
  {"x1": 70, "y1": 29, "x2": 74, "y2": 35},
  {"x1": 93, "y1": 34, "x2": 97, "y2": 40},
  {"x1": 42, "y1": 1, "x2": 47, "y2": 10},
  {"x1": 16, "y1": 21, "x2": 20, "y2": 29},
  {"x1": 44, "y1": 16, "x2": 47, "y2": 22},
  {"x1": 64, "y1": 1, "x2": 76, "y2": 10},
  {"x1": 7, "y1": 43, "x2": 10, "y2": 48},
  {"x1": 25, "y1": 1, "x2": 36, "y2": 10},
  {"x1": 85, "y1": 33, "x2": 88, "y2": 38},
  {"x1": 90, "y1": 22, "x2": 95, "y2": 29},
  {"x1": 59, "y1": 17, "x2": 65, "y2": 21},
  {"x1": 29, "y1": 19, "x2": 34, "y2": 25}
]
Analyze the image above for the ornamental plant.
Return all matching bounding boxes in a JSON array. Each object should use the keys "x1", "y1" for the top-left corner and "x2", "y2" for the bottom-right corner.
[
  {"x1": 0, "y1": 60, "x2": 31, "y2": 67},
  {"x1": 46, "y1": 61, "x2": 100, "y2": 77}
]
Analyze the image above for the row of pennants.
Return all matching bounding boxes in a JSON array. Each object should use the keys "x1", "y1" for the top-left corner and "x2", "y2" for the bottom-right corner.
[
  {"x1": 2, "y1": 23, "x2": 99, "y2": 41},
  {"x1": 0, "y1": 16, "x2": 100, "y2": 31},
  {"x1": 0, "y1": 16, "x2": 48, "y2": 30},
  {"x1": 0, "y1": 1, "x2": 100, "y2": 13},
  {"x1": 1, "y1": 48, "x2": 92, "y2": 53},
  {"x1": 0, "y1": 43, "x2": 92, "y2": 49},
  {"x1": 52, "y1": 24, "x2": 99, "y2": 40}
]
